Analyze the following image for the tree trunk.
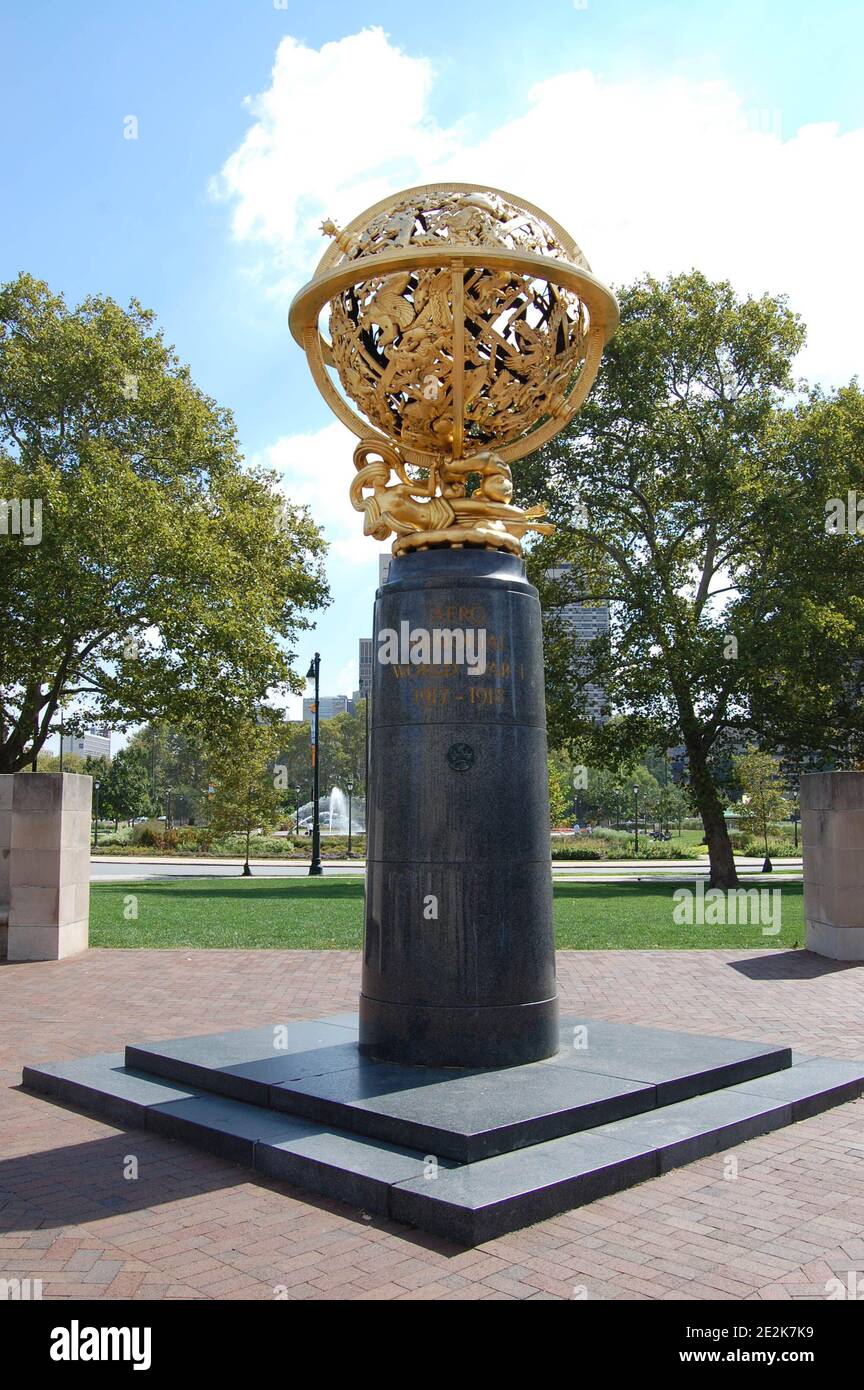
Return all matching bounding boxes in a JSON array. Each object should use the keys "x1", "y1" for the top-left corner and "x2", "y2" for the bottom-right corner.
[{"x1": 685, "y1": 736, "x2": 739, "y2": 887}]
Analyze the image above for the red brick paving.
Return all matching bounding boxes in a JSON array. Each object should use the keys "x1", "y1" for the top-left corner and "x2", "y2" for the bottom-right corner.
[{"x1": 2, "y1": 946, "x2": 863, "y2": 1301}]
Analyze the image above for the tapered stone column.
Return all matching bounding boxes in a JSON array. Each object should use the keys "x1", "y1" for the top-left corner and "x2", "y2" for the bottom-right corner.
[
  {"x1": 802, "y1": 771, "x2": 864, "y2": 961},
  {"x1": 360, "y1": 549, "x2": 559, "y2": 1067},
  {"x1": 7, "y1": 773, "x2": 92, "y2": 961}
]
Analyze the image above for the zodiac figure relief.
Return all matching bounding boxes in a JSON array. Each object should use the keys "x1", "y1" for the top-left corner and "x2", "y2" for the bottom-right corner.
[
  {"x1": 322, "y1": 191, "x2": 590, "y2": 271},
  {"x1": 350, "y1": 440, "x2": 554, "y2": 557}
]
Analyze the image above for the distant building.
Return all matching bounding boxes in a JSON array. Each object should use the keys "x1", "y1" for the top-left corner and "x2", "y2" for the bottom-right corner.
[
  {"x1": 302, "y1": 695, "x2": 351, "y2": 722},
  {"x1": 379, "y1": 554, "x2": 392, "y2": 587},
  {"x1": 61, "y1": 729, "x2": 111, "y2": 761},
  {"x1": 544, "y1": 565, "x2": 609, "y2": 723},
  {"x1": 358, "y1": 637, "x2": 373, "y2": 696}
]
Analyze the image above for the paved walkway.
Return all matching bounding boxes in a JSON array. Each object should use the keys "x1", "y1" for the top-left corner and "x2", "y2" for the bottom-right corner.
[{"x1": 2, "y1": 948, "x2": 862, "y2": 1300}]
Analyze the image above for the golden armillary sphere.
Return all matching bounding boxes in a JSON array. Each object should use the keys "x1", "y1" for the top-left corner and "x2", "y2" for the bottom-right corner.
[{"x1": 289, "y1": 183, "x2": 618, "y2": 556}]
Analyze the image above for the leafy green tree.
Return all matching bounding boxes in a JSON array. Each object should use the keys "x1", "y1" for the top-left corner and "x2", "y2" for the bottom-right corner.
[
  {"x1": 548, "y1": 756, "x2": 570, "y2": 826},
  {"x1": 273, "y1": 720, "x2": 316, "y2": 816},
  {"x1": 98, "y1": 746, "x2": 154, "y2": 826},
  {"x1": 127, "y1": 722, "x2": 209, "y2": 823},
  {"x1": 31, "y1": 750, "x2": 86, "y2": 775},
  {"x1": 657, "y1": 780, "x2": 691, "y2": 833},
  {"x1": 325, "y1": 701, "x2": 368, "y2": 797},
  {"x1": 273, "y1": 701, "x2": 369, "y2": 815},
  {"x1": 732, "y1": 748, "x2": 790, "y2": 857},
  {"x1": 0, "y1": 273, "x2": 328, "y2": 773},
  {"x1": 205, "y1": 716, "x2": 285, "y2": 868},
  {"x1": 520, "y1": 271, "x2": 864, "y2": 886}
]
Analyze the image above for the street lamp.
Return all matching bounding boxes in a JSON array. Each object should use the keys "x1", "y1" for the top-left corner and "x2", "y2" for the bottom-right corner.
[
  {"x1": 346, "y1": 781, "x2": 354, "y2": 857},
  {"x1": 307, "y1": 654, "x2": 322, "y2": 876},
  {"x1": 633, "y1": 784, "x2": 640, "y2": 854},
  {"x1": 792, "y1": 810, "x2": 799, "y2": 852},
  {"x1": 93, "y1": 780, "x2": 101, "y2": 847},
  {"x1": 295, "y1": 786, "x2": 301, "y2": 836}
]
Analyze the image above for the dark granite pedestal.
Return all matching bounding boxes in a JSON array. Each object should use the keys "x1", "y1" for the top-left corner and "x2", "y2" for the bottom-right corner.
[
  {"x1": 24, "y1": 1015, "x2": 864, "y2": 1244},
  {"x1": 361, "y1": 549, "x2": 558, "y2": 1067}
]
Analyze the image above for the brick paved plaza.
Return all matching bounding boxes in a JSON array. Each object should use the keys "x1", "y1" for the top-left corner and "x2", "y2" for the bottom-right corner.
[{"x1": 3, "y1": 947, "x2": 863, "y2": 1301}]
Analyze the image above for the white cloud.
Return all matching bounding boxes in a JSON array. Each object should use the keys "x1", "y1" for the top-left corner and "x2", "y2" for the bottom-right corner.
[
  {"x1": 216, "y1": 31, "x2": 864, "y2": 385},
  {"x1": 212, "y1": 26, "x2": 461, "y2": 288},
  {"x1": 256, "y1": 419, "x2": 390, "y2": 566}
]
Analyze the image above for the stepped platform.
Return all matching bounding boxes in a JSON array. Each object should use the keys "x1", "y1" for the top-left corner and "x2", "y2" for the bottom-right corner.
[{"x1": 23, "y1": 1015, "x2": 864, "y2": 1244}]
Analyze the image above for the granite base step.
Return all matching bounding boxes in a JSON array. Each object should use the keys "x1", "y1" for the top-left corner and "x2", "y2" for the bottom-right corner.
[
  {"x1": 22, "y1": 1022, "x2": 864, "y2": 1244},
  {"x1": 123, "y1": 1015, "x2": 792, "y2": 1163}
]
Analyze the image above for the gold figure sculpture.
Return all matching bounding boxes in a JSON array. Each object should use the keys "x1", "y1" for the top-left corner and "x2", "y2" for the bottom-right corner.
[{"x1": 290, "y1": 184, "x2": 618, "y2": 555}]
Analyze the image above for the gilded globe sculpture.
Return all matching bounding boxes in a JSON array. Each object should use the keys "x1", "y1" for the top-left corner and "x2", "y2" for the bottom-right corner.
[{"x1": 289, "y1": 182, "x2": 618, "y2": 555}]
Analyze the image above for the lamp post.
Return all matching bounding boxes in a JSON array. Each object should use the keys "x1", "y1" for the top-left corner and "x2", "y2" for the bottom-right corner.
[
  {"x1": 792, "y1": 811, "x2": 799, "y2": 851},
  {"x1": 633, "y1": 784, "x2": 640, "y2": 854},
  {"x1": 295, "y1": 786, "x2": 301, "y2": 836},
  {"x1": 346, "y1": 781, "x2": 354, "y2": 857},
  {"x1": 93, "y1": 780, "x2": 101, "y2": 847},
  {"x1": 307, "y1": 654, "x2": 322, "y2": 876}
]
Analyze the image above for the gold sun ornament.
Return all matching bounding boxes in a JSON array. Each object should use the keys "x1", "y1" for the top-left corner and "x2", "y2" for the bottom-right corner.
[{"x1": 289, "y1": 183, "x2": 618, "y2": 556}]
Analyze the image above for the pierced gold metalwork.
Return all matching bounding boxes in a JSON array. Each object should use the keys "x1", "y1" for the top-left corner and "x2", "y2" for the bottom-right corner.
[{"x1": 290, "y1": 183, "x2": 618, "y2": 555}]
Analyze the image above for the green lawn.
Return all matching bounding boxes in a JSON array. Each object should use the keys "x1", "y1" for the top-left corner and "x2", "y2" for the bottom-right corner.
[{"x1": 91, "y1": 876, "x2": 805, "y2": 951}]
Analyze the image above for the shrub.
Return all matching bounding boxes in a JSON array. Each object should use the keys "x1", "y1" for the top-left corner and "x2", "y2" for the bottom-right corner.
[
  {"x1": 631, "y1": 841, "x2": 703, "y2": 860},
  {"x1": 552, "y1": 845, "x2": 604, "y2": 860},
  {"x1": 742, "y1": 836, "x2": 797, "y2": 858},
  {"x1": 130, "y1": 819, "x2": 165, "y2": 847}
]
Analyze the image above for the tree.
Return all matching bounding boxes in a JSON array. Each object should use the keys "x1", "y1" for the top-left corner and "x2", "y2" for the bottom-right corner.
[
  {"x1": 326, "y1": 702, "x2": 367, "y2": 797},
  {"x1": 519, "y1": 271, "x2": 864, "y2": 887},
  {"x1": 733, "y1": 748, "x2": 790, "y2": 859},
  {"x1": 548, "y1": 756, "x2": 570, "y2": 826},
  {"x1": 98, "y1": 746, "x2": 155, "y2": 826},
  {"x1": 31, "y1": 751, "x2": 86, "y2": 776},
  {"x1": 0, "y1": 273, "x2": 328, "y2": 773},
  {"x1": 273, "y1": 720, "x2": 316, "y2": 816},
  {"x1": 205, "y1": 716, "x2": 285, "y2": 872},
  {"x1": 127, "y1": 722, "x2": 209, "y2": 823},
  {"x1": 273, "y1": 701, "x2": 369, "y2": 816}
]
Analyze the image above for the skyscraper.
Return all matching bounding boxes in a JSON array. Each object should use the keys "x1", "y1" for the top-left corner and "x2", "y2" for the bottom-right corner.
[
  {"x1": 358, "y1": 637, "x2": 373, "y2": 696},
  {"x1": 544, "y1": 564, "x2": 609, "y2": 723}
]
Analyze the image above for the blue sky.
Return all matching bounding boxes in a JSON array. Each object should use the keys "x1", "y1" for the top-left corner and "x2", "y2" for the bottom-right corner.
[{"x1": 2, "y1": 0, "x2": 862, "y2": 721}]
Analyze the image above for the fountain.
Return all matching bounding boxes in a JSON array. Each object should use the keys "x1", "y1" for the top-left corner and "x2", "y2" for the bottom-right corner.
[
  {"x1": 296, "y1": 789, "x2": 365, "y2": 835},
  {"x1": 329, "y1": 786, "x2": 347, "y2": 834}
]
